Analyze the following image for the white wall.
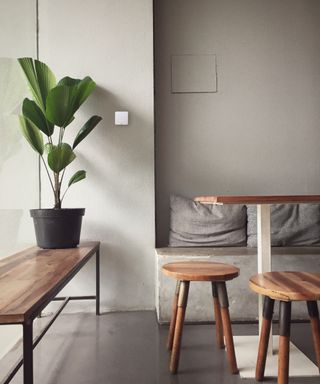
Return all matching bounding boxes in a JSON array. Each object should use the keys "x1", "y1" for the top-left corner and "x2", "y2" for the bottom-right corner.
[
  {"x1": 155, "y1": 0, "x2": 320, "y2": 245},
  {"x1": 39, "y1": 0, "x2": 155, "y2": 311},
  {"x1": 0, "y1": 0, "x2": 154, "y2": 363},
  {"x1": 0, "y1": 0, "x2": 38, "y2": 360}
]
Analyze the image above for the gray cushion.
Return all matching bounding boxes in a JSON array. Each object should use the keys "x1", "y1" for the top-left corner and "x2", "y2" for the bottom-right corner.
[
  {"x1": 169, "y1": 195, "x2": 247, "y2": 247},
  {"x1": 247, "y1": 204, "x2": 320, "y2": 247}
]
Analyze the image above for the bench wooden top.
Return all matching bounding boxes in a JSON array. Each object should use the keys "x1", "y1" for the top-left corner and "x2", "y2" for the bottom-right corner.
[
  {"x1": 0, "y1": 241, "x2": 100, "y2": 324},
  {"x1": 162, "y1": 261, "x2": 239, "y2": 281},
  {"x1": 249, "y1": 272, "x2": 320, "y2": 301},
  {"x1": 194, "y1": 195, "x2": 320, "y2": 205}
]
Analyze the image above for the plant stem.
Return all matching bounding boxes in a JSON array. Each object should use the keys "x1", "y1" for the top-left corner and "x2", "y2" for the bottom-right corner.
[
  {"x1": 40, "y1": 156, "x2": 55, "y2": 194},
  {"x1": 60, "y1": 168, "x2": 66, "y2": 186},
  {"x1": 54, "y1": 172, "x2": 61, "y2": 209},
  {"x1": 60, "y1": 186, "x2": 69, "y2": 204},
  {"x1": 58, "y1": 127, "x2": 65, "y2": 145},
  {"x1": 61, "y1": 127, "x2": 65, "y2": 142},
  {"x1": 58, "y1": 127, "x2": 63, "y2": 145}
]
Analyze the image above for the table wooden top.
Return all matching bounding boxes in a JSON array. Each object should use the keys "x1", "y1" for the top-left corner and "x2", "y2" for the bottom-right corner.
[
  {"x1": 0, "y1": 241, "x2": 100, "y2": 324},
  {"x1": 162, "y1": 262, "x2": 239, "y2": 282},
  {"x1": 194, "y1": 195, "x2": 320, "y2": 205},
  {"x1": 249, "y1": 272, "x2": 320, "y2": 301}
]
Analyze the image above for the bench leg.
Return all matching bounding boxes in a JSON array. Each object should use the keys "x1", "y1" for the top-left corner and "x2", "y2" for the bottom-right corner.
[
  {"x1": 212, "y1": 282, "x2": 224, "y2": 349},
  {"x1": 256, "y1": 296, "x2": 275, "y2": 381},
  {"x1": 216, "y1": 282, "x2": 239, "y2": 374},
  {"x1": 278, "y1": 301, "x2": 291, "y2": 384},
  {"x1": 170, "y1": 280, "x2": 189, "y2": 374},
  {"x1": 23, "y1": 320, "x2": 34, "y2": 384},
  {"x1": 307, "y1": 301, "x2": 320, "y2": 372},
  {"x1": 96, "y1": 248, "x2": 100, "y2": 316},
  {"x1": 167, "y1": 280, "x2": 181, "y2": 350}
]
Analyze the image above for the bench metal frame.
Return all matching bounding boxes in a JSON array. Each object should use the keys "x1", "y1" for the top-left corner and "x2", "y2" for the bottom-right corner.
[{"x1": 1, "y1": 245, "x2": 100, "y2": 384}]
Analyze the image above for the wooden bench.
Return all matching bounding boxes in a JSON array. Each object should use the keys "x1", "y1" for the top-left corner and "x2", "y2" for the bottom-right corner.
[{"x1": 0, "y1": 241, "x2": 100, "y2": 384}]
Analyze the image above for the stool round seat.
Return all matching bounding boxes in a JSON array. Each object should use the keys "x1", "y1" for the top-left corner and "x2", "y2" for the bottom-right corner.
[
  {"x1": 250, "y1": 271, "x2": 320, "y2": 302},
  {"x1": 162, "y1": 261, "x2": 239, "y2": 282}
]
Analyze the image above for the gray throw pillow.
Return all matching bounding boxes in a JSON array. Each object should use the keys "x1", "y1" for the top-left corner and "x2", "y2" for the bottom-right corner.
[
  {"x1": 169, "y1": 195, "x2": 247, "y2": 247},
  {"x1": 247, "y1": 204, "x2": 320, "y2": 247}
]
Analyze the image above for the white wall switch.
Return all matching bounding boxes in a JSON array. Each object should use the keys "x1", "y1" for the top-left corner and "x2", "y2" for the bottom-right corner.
[{"x1": 115, "y1": 111, "x2": 129, "y2": 125}]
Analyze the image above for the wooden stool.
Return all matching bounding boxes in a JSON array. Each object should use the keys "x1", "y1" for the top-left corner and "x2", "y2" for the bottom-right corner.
[
  {"x1": 162, "y1": 261, "x2": 240, "y2": 374},
  {"x1": 250, "y1": 271, "x2": 320, "y2": 384}
]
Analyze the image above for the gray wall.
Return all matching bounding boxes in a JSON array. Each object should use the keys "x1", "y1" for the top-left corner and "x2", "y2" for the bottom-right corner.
[{"x1": 155, "y1": 0, "x2": 320, "y2": 246}]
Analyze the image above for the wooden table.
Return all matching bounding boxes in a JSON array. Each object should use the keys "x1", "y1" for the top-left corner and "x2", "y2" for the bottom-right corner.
[
  {"x1": 194, "y1": 195, "x2": 320, "y2": 379},
  {"x1": 0, "y1": 241, "x2": 100, "y2": 384}
]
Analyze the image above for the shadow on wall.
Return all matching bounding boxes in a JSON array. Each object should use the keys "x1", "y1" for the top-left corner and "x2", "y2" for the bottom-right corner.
[
  {"x1": 0, "y1": 58, "x2": 28, "y2": 171},
  {"x1": 0, "y1": 209, "x2": 23, "y2": 258},
  {"x1": 0, "y1": 59, "x2": 29, "y2": 257}
]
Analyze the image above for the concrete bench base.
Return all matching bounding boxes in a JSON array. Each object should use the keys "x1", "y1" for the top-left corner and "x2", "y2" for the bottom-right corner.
[{"x1": 155, "y1": 247, "x2": 320, "y2": 323}]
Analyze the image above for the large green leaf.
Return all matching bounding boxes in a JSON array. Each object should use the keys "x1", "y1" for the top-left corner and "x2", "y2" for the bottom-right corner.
[
  {"x1": 22, "y1": 98, "x2": 54, "y2": 136},
  {"x1": 19, "y1": 115, "x2": 44, "y2": 155},
  {"x1": 47, "y1": 143, "x2": 76, "y2": 173},
  {"x1": 58, "y1": 76, "x2": 81, "y2": 87},
  {"x1": 58, "y1": 76, "x2": 96, "y2": 107},
  {"x1": 68, "y1": 170, "x2": 86, "y2": 187},
  {"x1": 18, "y1": 58, "x2": 56, "y2": 112},
  {"x1": 74, "y1": 76, "x2": 96, "y2": 108},
  {"x1": 46, "y1": 76, "x2": 96, "y2": 128},
  {"x1": 46, "y1": 85, "x2": 75, "y2": 127},
  {"x1": 34, "y1": 60, "x2": 57, "y2": 110},
  {"x1": 73, "y1": 115, "x2": 102, "y2": 149}
]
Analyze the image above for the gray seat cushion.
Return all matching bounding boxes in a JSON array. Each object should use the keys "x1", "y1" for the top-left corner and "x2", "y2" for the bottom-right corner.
[
  {"x1": 169, "y1": 195, "x2": 247, "y2": 247},
  {"x1": 247, "y1": 204, "x2": 320, "y2": 247}
]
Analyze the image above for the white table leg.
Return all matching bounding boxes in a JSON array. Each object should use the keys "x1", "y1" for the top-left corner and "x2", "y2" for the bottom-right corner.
[
  {"x1": 257, "y1": 204, "x2": 271, "y2": 278},
  {"x1": 257, "y1": 204, "x2": 272, "y2": 352}
]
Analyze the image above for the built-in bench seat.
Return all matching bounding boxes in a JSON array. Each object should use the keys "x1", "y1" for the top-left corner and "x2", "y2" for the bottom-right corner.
[{"x1": 155, "y1": 246, "x2": 320, "y2": 323}]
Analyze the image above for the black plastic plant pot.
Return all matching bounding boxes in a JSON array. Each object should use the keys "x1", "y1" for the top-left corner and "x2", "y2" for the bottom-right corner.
[{"x1": 30, "y1": 208, "x2": 85, "y2": 249}]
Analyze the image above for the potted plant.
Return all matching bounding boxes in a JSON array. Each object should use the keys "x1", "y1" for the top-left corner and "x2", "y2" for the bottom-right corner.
[{"x1": 18, "y1": 57, "x2": 102, "y2": 248}]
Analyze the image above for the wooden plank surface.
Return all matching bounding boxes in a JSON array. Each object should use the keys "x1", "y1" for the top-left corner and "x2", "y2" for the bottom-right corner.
[
  {"x1": 162, "y1": 261, "x2": 239, "y2": 281},
  {"x1": 249, "y1": 272, "x2": 320, "y2": 301},
  {"x1": 0, "y1": 241, "x2": 99, "y2": 324},
  {"x1": 194, "y1": 195, "x2": 320, "y2": 205}
]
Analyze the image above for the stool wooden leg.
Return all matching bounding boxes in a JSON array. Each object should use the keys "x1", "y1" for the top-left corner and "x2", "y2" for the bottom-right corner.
[
  {"x1": 217, "y1": 282, "x2": 239, "y2": 374},
  {"x1": 170, "y1": 280, "x2": 190, "y2": 374},
  {"x1": 167, "y1": 280, "x2": 181, "y2": 350},
  {"x1": 256, "y1": 296, "x2": 275, "y2": 381},
  {"x1": 212, "y1": 282, "x2": 224, "y2": 349},
  {"x1": 278, "y1": 301, "x2": 291, "y2": 384},
  {"x1": 307, "y1": 301, "x2": 320, "y2": 372}
]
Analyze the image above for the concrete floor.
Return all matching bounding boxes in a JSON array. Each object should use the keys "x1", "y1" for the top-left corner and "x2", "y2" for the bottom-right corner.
[{"x1": 0, "y1": 310, "x2": 319, "y2": 384}]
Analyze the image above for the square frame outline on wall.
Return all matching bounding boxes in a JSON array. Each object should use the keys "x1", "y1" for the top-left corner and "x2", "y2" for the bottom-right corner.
[{"x1": 170, "y1": 53, "x2": 218, "y2": 94}]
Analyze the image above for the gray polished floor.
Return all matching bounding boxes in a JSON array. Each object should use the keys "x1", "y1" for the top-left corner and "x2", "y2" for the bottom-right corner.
[{"x1": 1, "y1": 311, "x2": 319, "y2": 383}]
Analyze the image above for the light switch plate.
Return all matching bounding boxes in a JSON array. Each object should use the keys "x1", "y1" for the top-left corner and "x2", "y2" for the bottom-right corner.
[{"x1": 115, "y1": 111, "x2": 129, "y2": 125}]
